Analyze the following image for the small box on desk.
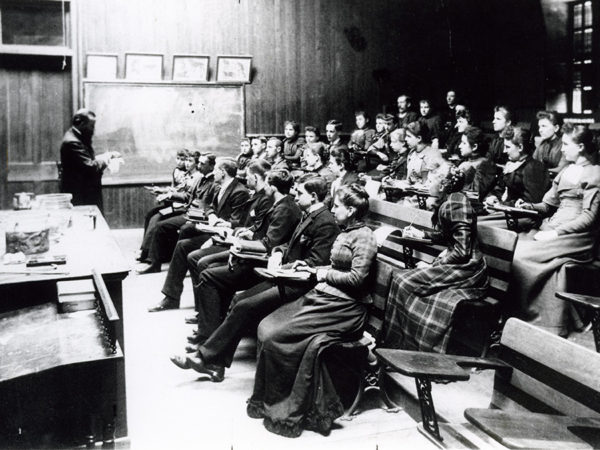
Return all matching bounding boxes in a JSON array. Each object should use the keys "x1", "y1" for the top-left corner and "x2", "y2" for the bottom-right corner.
[{"x1": 56, "y1": 279, "x2": 96, "y2": 313}]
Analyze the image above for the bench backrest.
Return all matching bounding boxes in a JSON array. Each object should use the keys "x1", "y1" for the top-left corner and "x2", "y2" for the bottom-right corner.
[{"x1": 494, "y1": 318, "x2": 600, "y2": 417}]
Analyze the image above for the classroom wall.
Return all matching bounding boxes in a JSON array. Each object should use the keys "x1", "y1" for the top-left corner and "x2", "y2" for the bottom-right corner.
[{"x1": 0, "y1": 0, "x2": 566, "y2": 227}]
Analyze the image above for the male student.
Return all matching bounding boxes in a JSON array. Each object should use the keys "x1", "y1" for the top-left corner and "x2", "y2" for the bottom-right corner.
[
  {"x1": 148, "y1": 159, "x2": 273, "y2": 311},
  {"x1": 170, "y1": 175, "x2": 340, "y2": 380},
  {"x1": 397, "y1": 94, "x2": 419, "y2": 128},
  {"x1": 138, "y1": 157, "x2": 249, "y2": 274},
  {"x1": 325, "y1": 119, "x2": 348, "y2": 156},
  {"x1": 179, "y1": 169, "x2": 302, "y2": 339}
]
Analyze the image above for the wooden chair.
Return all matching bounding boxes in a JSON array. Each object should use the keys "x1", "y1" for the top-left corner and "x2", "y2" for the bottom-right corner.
[{"x1": 376, "y1": 318, "x2": 600, "y2": 448}]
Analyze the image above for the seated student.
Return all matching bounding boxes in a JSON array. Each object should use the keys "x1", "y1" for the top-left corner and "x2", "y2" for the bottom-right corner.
[
  {"x1": 511, "y1": 124, "x2": 600, "y2": 337},
  {"x1": 251, "y1": 136, "x2": 268, "y2": 160},
  {"x1": 329, "y1": 147, "x2": 359, "y2": 200},
  {"x1": 265, "y1": 137, "x2": 289, "y2": 170},
  {"x1": 184, "y1": 169, "x2": 302, "y2": 335},
  {"x1": 170, "y1": 175, "x2": 340, "y2": 380},
  {"x1": 282, "y1": 121, "x2": 306, "y2": 170},
  {"x1": 405, "y1": 121, "x2": 446, "y2": 186},
  {"x1": 139, "y1": 149, "x2": 188, "y2": 261},
  {"x1": 418, "y1": 98, "x2": 443, "y2": 149},
  {"x1": 148, "y1": 159, "x2": 273, "y2": 312},
  {"x1": 349, "y1": 110, "x2": 376, "y2": 164},
  {"x1": 138, "y1": 150, "x2": 205, "y2": 264},
  {"x1": 397, "y1": 94, "x2": 419, "y2": 128},
  {"x1": 440, "y1": 90, "x2": 459, "y2": 147},
  {"x1": 483, "y1": 126, "x2": 548, "y2": 229},
  {"x1": 303, "y1": 125, "x2": 320, "y2": 145},
  {"x1": 246, "y1": 184, "x2": 377, "y2": 438},
  {"x1": 138, "y1": 157, "x2": 249, "y2": 274},
  {"x1": 302, "y1": 142, "x2": 336, "y2": 189},
  {"x1": 381, "y1": 167, "x2": 489, "y2": 352},
  {"x1": 380, "y1": 127, "x2": 408, "y2": 182},
  {"x1": 486, "y1": 105, "x2": 513, "y2": 166},
  {"x1": 457, "y1": 126, "x2": 497, "y2": 202},
  {"x1": 365, "y1": 113, "x2": 395, "y2": 170},
  {"x1": 170, "y1": 148, "x2": 188, "y2": 188},
  {"x1": 236, "y1": 138, "x2": 253, "y2": 181},
  {"x1": 325, "y1": 119, "x2": 348, "y2": 157},
  {"x1": 444, "y1": 106, "x2": 471, "y2": 159},
  {"x1": 533, "y1": 110, "x2": 568, "y2": 178}
]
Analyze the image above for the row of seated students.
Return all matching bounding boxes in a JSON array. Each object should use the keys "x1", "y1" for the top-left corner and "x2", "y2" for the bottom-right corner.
[{"x1": 136, "y1": 101, "x2": 600, "y2": 438}]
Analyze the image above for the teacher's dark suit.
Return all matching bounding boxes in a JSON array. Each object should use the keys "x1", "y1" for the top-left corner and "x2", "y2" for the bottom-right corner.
[
  {"x1": 60, "y1": 127, "x2": 106, "y2": 211},
  {"x1": 197, "y1": 205, "x2": 340, "y2": 368},
  {"x1": 191, "y1": 195, "x2": 302, "y2": 342},
  {"x1": 149, "y1": 178, "x2": 249, "y2": 265}
]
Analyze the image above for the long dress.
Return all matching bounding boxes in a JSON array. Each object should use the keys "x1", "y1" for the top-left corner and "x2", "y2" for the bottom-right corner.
[
  {"x1": 511, "y1": 160, "x2": 600, "y2": 336},
  {"x1": 247, "y1": 223, "x2": 377, "y2": 438},
  {"x1": 382, "y1": 192, "x2": 489, "y2": 352}
]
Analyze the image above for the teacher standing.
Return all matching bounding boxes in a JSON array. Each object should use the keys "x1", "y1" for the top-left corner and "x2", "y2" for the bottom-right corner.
[{"x1": 60, "y1": 108, "x2": 119, "y2": 211}]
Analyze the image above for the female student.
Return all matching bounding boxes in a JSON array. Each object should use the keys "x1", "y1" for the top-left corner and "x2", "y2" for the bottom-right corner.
[
  {"x1": 457, "y1": 126, "x2": 497, "y2": 202},
  {"x1": 512, "y1": 124, "x2": 600, "y2": 336},
  {"x1": 247, "y1": 184, "x2": 377, "y2": 438},
  {"x1": 405, "y1": 121, "x2": 445, "y2": 186},
  {"x1": 484, "y1": 126, "x2": 548, "y2": 211},
  {"x1": 381, "y1": 167, "x2": 489, "y2": 352},
  {"x1": 282, "y1": 120, "x2": 306, "y2": 170}
]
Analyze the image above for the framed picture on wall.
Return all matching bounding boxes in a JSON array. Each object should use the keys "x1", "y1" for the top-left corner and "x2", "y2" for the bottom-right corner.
[
  {"x1": 216, "y1": 55, "x2": 252, "y2": 83},
  {"x1": 86, "y1": 53, "x2": 118, "y2": 80},
  {"x1": 172, "y1": 55, "x2": 210, "y2": 82},
  {"x1": 125, "y1": 53, "x2": 163, "y2": 81}
]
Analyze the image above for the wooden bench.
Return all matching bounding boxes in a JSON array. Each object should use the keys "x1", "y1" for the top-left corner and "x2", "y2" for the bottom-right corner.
[
  {"x1": 366, "y1": 198, "x2": 518, "y2": 356},
  {"x1": 375, "y1": 317, "x2": 600, "y2": 449}
]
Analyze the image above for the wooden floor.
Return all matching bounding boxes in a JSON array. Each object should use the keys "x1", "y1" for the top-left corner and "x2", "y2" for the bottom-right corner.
[{"x1": 114, "y1": 229, "x2": 436, "y2": 450}]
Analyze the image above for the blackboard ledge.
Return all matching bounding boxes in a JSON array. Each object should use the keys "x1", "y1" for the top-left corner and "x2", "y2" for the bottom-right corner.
[{"x1": 83, "y1": 79, "x2": 244, "y2": 87}]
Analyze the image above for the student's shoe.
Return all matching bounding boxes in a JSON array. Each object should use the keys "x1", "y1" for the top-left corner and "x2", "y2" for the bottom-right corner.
[
  {"x1": 148, "y1": 296, "x2": 179, "y2": 312},
  {"x1": 187, "y1": 355, "x2": 225, "y2": 382},
  {"x1": 136, "y1": 264, "x2": 161, "y2": 275},
  {"x1": 169, "y1": 354, "x2": 191, "y2": 370},
  {"x1": 184, "y1": 315, "x2": 198, "y2": 324}
]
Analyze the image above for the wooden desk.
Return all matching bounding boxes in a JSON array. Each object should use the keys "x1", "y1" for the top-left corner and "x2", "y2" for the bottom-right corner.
[
  {"x1": 0, "y1": 206, "x2": 129, "y2": 446},
  {"x1": 0, "y1": 206, "x2": 129, "y2": 348}
]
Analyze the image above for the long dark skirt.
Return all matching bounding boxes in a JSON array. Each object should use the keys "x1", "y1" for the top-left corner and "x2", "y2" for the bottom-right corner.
[
  {"x1": 247, "y1": 290, "x2": 367, "y2": 438},
  {"x1": 511, "y1": 230, "x2": 595, "y2": 335},
  {"x1": 382, "y1": 256, "x2": 488, "y2": 352}
]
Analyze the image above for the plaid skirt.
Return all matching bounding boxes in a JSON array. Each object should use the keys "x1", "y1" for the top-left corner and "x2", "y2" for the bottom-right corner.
[{"x1": 382, "y1": 255, "x2": 488, "y2": 352}]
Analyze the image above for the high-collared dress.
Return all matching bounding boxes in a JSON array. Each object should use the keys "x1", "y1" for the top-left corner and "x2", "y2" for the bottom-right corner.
[
  {"x1": 511, "y1": 160, "x2": 600, "y2": 335},
  {"x1": 247, "y1": 222, "x2": 377, "y2": 438}
]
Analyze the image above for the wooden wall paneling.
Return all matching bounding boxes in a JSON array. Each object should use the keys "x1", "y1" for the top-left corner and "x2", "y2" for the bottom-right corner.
[
  {"x1": 0, "y1": 70, "x2": 7, "y2": 208},
  {"x1": 102, "y1": 185, "x2": 162, "y2": 229}
]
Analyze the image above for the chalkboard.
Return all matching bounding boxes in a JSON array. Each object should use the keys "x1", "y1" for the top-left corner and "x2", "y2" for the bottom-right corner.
[{"x1": 83, "y1": 81, "x2": 245, "y2": 184}]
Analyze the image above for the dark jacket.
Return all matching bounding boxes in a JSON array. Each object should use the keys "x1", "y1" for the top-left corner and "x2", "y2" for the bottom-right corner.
[
  {"x1": 207, "y1": 178, "x2": 250, "y2": 227},
  {"x1": 283, "y1": 136, "x2": 307, "y2": 169},
  {"x1": 242, "y1": 189, "x2": 275, "y2": 231},
  {"x1": 491, "y1": 156, "x2": 548, "y2": 206},
  {"x1": 60, "y1": 127, "x2": 106, "y2": 210},
  {"x1": 253, "y1": 195, "x2": 302, "y2": 252},
  {"x1": 188, "y1": 173, "x2": 218, "y2": 210},
  {"x1": 276, "y1": 205, "x2": 340, "y2": 267}
]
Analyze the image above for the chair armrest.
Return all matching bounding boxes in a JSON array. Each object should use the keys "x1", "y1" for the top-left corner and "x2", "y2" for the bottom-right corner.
[
  {"x1": 556, "y1": 292, "x2": 600, "y2": 310},
  {"x1": 375, "y1": 348, "x2": 508, "y2": 381}
]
